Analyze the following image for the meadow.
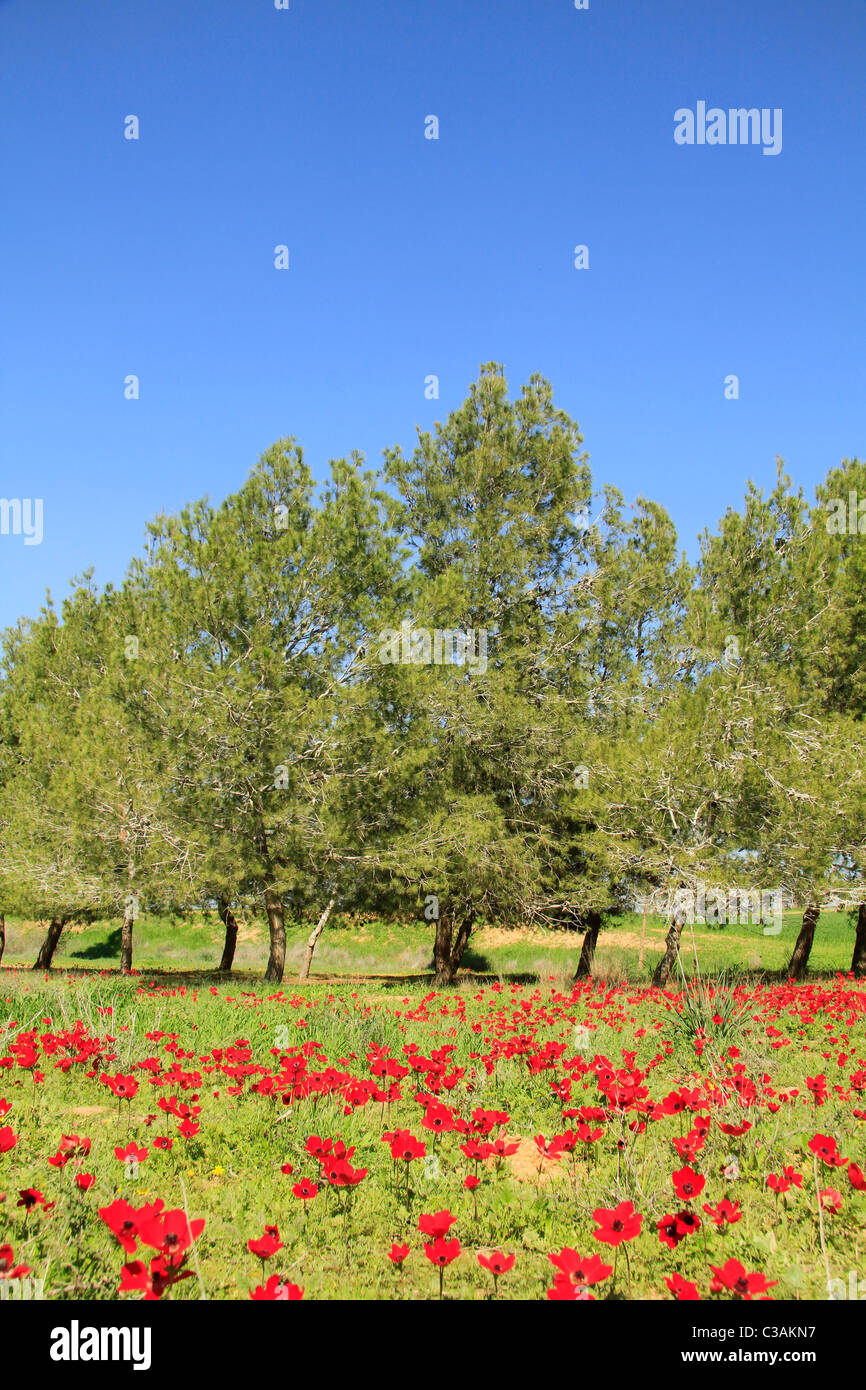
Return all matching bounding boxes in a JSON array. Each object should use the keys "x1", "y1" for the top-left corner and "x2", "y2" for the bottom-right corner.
[{"x1": 1, "y1": 911, "x2": 864, "y2": 1302}]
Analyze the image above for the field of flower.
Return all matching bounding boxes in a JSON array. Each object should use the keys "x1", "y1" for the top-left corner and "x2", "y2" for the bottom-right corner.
[{"x1": 1, "y1": 966, "x2": 864, "y2": 1302}]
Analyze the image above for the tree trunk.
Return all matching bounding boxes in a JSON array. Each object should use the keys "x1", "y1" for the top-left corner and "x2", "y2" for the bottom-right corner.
[
  {"x1": 575, "y1": 911, "x2": 602, "y2": 980},
  {"x1": 638, "y1": 900, "x2": 647, "y2": 973},
  {"x1": 217, "y1": 899, "x2": 239, "y2": 973},
  {"x1": 652, "y1": 907, "x2": 686, "y2": 988},
  {"x1": 0, "y1": 913, "x2": 5, "y2": 967},
  {"x1": 786, "y1": 903, "x2": 819, "y2": 981},
  {"x1": 299, "y1": 897, "x2": 336, "y2": 982},
  {"x1": 120, "y1": 907, "x2": 134, "y2": 973},
  {"x1": 33, "y1": 915, "x2": 67, "y2": 970},
  {"x1": 432, "y1": 910, "x2": 454, "y2": 987},
  {"x1": 264, "y1": 888, "x2": 286, "y2": 984},
  {"x1": 432, "y1": 909, "x2": 474, "y2": 987},
  {"x1": 851, "y1": 903, "x2": 866, "y2": 979}
]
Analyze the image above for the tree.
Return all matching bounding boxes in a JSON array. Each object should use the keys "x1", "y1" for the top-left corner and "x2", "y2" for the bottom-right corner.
[
  {"x1": 141, "y1": 439, "x2": 402, "y2": 983},
  {"x1": 379, "y1": 364, "x2": 601, "y2": 984}
]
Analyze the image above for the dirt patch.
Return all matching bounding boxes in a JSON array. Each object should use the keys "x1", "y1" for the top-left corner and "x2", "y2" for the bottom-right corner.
[
  {"x1": 485, "y1": 1136, "x2": 573, "y2": 1185},
  {"x1": 66, "y1": 1105, "x2": 109, "y2": 1117}
]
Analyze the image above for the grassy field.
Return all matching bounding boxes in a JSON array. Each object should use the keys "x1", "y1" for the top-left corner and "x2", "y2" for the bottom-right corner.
[
  {"x1": 1, "y1": 964, "x2": 864, "y2": 1302},
  {"x1": 3, "y1": 907, "x2": 863, "y2": 1302},
  {"x1": 1, "y1": 906, "x2": 862, "y2": 983}
]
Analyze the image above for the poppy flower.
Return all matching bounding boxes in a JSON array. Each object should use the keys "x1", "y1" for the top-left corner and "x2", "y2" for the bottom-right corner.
[
  {"x1": 250, "y1": 1275, "x2": 304, "y2": 1300},
  {"x1": 280, "y1": 1162, "x2": 293, "y2": 1176},
  {"x1": 672, "y1": 1165, "x2": 706, "y2": 1201},
  {"x1": 657, "y1": 1214, "x2": 684, "y2": 1250},
  {"x1": 292, "y1": 1179, "x2": 318, "y2": 1200},
  {"x1": 424, "y1": 1236, "x2": 460, "y2": 1267},
  {"x1": 418, "y1": 1210, "x2": 457, "y2": 1240},
  {"x1": 389, "y1": 1132, "x2": 426, "y2": 1163},
  {"x1": 665, "y1": 1272, "x2": 700, "y2": 1300},
  {"x1": 388, "y1": 1242, "x2": 409, "y2": 1266},
  {"x1": 808, "y1": 1133, "x2": 846, "y2": 1167},
  {"x1": 819, "y1": 1188, "x2": 843, "y2": 1214},
  {"x1": 99, "y1": 1198, "x2": 144, "y2": 1254},
  {"x1": 548, "y1": 1248, "x2": 613, "y2": 1285},
  {"x1": 718, "y1": 1120, "x2": 752, "y2": 1137},
  {"x1": 673, "y1": 1210, "x2": 701, "y2": 1237},
  {"x1": 101, "y1": 1073, "x2": 139, "y2": 1101},
  {"x1": 546, "y1": 1272, "x2": 594, "y2": 1300},
  {"x1": 75, "y1": 1174, "x2": 96, "y2": 1192},
  {"x1": 848, "y1": 1162, "x2": 866, "y2": 1191},
  {"x1": 702, "y1": 1198, "x2": 741, "y2": 1226},
  {"x1": 115, "y1": 1141, "x2": 148, "y2": 1163},
  {"x1": 0, "y1": 1244, "x2": 30, "y2": 1280},
  {"x1": 16, "y1": 1188, "x2": 45, "y2": 1211},
  {"x1": 477, "y1": 1250, "x2": 515, "y2": 1275},
  {"x1": 463, "y1": 1175, "x2": 480, "y2": 1190},
  {"x1": 0, "y1": 1127, "x2": 17, "y2": 1154},
  {"x1": 138, "y1": 1207, "x2": 205, "y2": 1265},
  {"x1": 322, "y1": 1158, "x2": 367, "y2": 1188},
  {"x1": 152, "y1": 1137, "x2": 173, "y2": 1152},
  {"x1": 709, "y1": 1258, "x2": 778, "y2": 1300},
  {"x1": 591, "y1": 1201, "x2": 643, "y2": 1247}
]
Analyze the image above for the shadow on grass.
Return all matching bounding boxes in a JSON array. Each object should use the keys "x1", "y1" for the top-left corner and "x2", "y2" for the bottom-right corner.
[{"x1": 69, "y1": 928, "x2": 122, "y2": 960}]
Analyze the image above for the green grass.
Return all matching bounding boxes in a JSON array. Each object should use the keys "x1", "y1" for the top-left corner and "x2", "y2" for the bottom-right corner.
[
  {"x1": 1, "y1": 907, "x2": 861, "y2": 983},
  {"x1": 1, "y1": 967, "x2": 864, "y2": 1301}
]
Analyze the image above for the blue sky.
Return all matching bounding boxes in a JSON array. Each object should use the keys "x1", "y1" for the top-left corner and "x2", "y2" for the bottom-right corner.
[{"x1": 1, "y1": 0, "x2": 864, "y2": 632}]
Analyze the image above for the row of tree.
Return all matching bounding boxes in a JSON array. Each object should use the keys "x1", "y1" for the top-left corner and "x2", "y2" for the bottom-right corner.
[{"x1": 2, "y1": 364, "x2": 865, "y2": 985}]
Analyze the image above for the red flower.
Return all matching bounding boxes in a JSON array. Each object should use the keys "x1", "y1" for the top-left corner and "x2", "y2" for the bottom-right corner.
[
  {"x1": 152, "y1": 1137, "x2": 172, "y2": 1152},
  {"x1": 718, "y1": 1120, "x2": 752, "y2": 1137},
  {"x1": 657, "y1": 1214, "x2": 684, "y2": 1250},
  {"x1": 463, "y1": 1174, "x2": 480, "y2": 1191},
  {"x1": 250, "y1": 1275, "x2": 304, "y2": 1300},
  {"x1": 0, "y1": 1127, "x2": 17, "y2": 1154},
  {"x1": 546, "y1": 1272, "x2": 594, "y2": 1300},
  {"x1": 418, "y1": 1210, "x2": 457, "y2": 1240},
  {"x1": 75, "y1": 1174, "x2": 96, "y2": 1192},
  {"x1": 115, "y1": 1141, "x2": 148, "y2": 1163},
  {"x1": 101, "y1": 1072, "x2": 139, "y2": 1101},
  {"x1": 99, "y1": 1198, "x2": 147, "y2": 1254},
  {"x1": 137, "y1": 1207, "x2": 205, "y2": 1265},
  {"x1": 16, "y1": 1188, "x2": 45, "y2": 1212},
  {"x1": 808, "y1": 1133, "x2": 846, "y2": 1167},
  {"x1": 848, "y1": 1162, "x2": 866, "y2": 1192},
  {"x1": 477, "y1": 1250, "x2": 515, "y2": 1275},
  {"x1": 321, "y1": 1157, "x2": 367, "y2": 1188},
  {"x1": 672, "y1": 1165, "x2": 706, "y2": 1201},
  {"x1": 547, "y1": 1248, "x2": 613, "y2": 1286},
  {"x1": 591, "y1": 1201, "x2": 642, "y2": 1246},
  {"x1": 424, "y1": 1236, "x2": 460, "y2": 1267},
  {"x1": 388, "y1": 1242, "x2": 410, "y2": 1266},
  {"x1": 819, "y1": 1188, "x2": 843, "y2": 1214},
  {"x1": 665, "y1": 1271, "x2": 700, "y2": 1300},
  {"x1": 0, "y1": 1244, "x2": 30, "y2": 1280},
  {"x1": 702, "y1": 1198, "x2": 741, "y2": 1226},
  {"x1": 389, "y1": 1132, "x2": 426, "y2": 1163},
  {"x1": 280, "y1": 1162, "x2": 294, "y2": 1177},
  {"x1": 248, "y1": 1227, "x2": 284, "y2": 1261},
  {"x1": 710, "y1": 1258, "x2": 777, "y2": 1300},
  {"x1": 292, "y1": 1179, "x2": 318, "y2": 1200}
]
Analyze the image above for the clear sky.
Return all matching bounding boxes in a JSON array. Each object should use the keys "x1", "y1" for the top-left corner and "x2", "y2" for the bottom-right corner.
[{"x1": 1, "y1": 0, "x2": 864, "y2": 632}]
